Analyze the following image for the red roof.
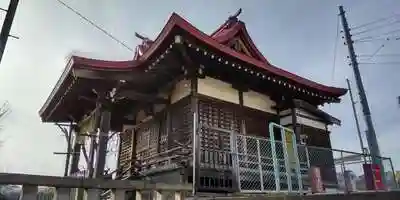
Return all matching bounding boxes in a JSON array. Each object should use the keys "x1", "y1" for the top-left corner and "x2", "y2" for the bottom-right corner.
[
  {"x1": 68, "y1": 12, "x2": 347, "y2": 97},
  {"x1": 210, "y1": 19, "x2": 268, "y2": 63}
]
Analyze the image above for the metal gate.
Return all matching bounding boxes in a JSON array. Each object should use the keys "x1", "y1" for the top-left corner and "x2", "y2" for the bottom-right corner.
[{"x1": 233, "y1": 122, "x2": 303, "y2": 193}]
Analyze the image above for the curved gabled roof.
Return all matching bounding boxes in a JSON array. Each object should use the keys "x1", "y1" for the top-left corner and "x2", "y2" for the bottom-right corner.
[
  {"x1": 210, "y1": 18, "x2": 269, "y2": 64},
  {"x1": 68, "y1": 12, "x2": 346, "y2": 97},
  {"x1": 40, "y1": 10, "x2": 349, "y2": 122}
]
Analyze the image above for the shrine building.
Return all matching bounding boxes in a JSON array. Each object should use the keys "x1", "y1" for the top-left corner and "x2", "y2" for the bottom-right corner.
[{"x1": 39, "y1": 10, "x2": 347, "y2": 193}]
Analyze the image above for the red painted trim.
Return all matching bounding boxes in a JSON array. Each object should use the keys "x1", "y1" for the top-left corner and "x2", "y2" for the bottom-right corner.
[
  {"x1": 169, "y1": 14, "x2": 346, "y2": 96},
  {"x1": 211, "y1": 21, "x2": 268, "y2": 63},
  {"x1": 72, "y1": 56, "x2": 137, "y2": 70},
  {"x1": 69, "y1": 13, "x2": 346, "y2": 96}
]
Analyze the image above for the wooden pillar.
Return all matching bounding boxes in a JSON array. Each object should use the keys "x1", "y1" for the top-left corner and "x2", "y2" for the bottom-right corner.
[
  {"x1": 175, "y1": 34, "x2": 199, "y2": 194},
  {"x1": 325, "y1": 124, "x2": 332, "y2": 148},
  {"x1": 165, "y1": 95, "x2": 172, "y2": 151},
  {"x1": 130, "y1": 127, "x2": 137, "y2": 177},
  {"x1": 20, "y1": 185, "x2": 38, "y2": 200},
  {"x1": 63, "y1": 122, "x2": 74, "y2": 177},
  {"x1": 70, "y1": 125, "x2": 81, "y2": 175},
  {"x1": 291, "y1": 107, "x2": 300, "y2": 142},
  {"x1": 95, "y1": 110, "x2": 111, "y2": 178},
  {"x1": 88, "y1": 101, "x2": 102, "y2": 178},
  {"x1": 238, "y1": 90, "x2": 246, "y2": 135}
]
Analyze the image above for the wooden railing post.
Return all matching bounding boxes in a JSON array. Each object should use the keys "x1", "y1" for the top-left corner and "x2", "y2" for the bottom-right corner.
[
  {"x1": 53, "y1": 188, "x2": 70, "y2": 200},
  {"x1": 0, "y1": 173, "x2": 192, "y2": 200},
  {"x1": 19, "y1": 185, "x2": 38, "y2": 200},
  {"x1": 84, "y1": 189, "x2": 100, "y2": 200},
  {"x1": 111, "y1": 189, "x2": 126, "y2": 200},
  {"x1": 152, "y1": 190, "x2": 162, "y2": 200},
  {"x1": 135, "y1": 191, "x2": 143, "y2": 200},
  {"x1": 173, "y1": 191, "x2": 183, "y2": 200}
]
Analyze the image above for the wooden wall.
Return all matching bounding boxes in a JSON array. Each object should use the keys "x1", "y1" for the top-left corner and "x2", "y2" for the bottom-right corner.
[{"x1": 198, "y1": 76, "x2": 276, "y2": 114}]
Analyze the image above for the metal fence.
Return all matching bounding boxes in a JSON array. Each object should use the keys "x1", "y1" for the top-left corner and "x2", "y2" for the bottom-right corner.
[{"x1": 196, "y1": 123, "x2": 398, "y2": 194}]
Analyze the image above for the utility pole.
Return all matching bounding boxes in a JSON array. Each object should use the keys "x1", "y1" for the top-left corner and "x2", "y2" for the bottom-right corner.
[
  {"x1": 0, "y1": 0, "x2": 19, "y2": 64},
  {"x1": 346, "y1": 78, "x2": 366, "y2": 162},
  {"x1": 339, "y1": 6, "x2": 382, "y2": 167}
]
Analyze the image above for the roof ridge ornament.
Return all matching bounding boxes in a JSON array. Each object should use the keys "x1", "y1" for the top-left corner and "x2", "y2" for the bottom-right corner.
[
  {"x1": 135, "y1": 32, "x2": 151, "y2": 41},
  {"x1": 228, "y1": 8, "x2": 242, "y2": 21},
  {"x1": 223, "y1": 8, "x2": 242, "y2": 29}
]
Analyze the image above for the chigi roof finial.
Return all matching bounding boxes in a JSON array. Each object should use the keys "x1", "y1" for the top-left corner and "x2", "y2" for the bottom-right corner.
[
  {"x1": 135, "y1": 32, "x2": 150, "y2": 41},
  {"x1": 229, "y1": 8, "x2": 242, "y2": 20}
]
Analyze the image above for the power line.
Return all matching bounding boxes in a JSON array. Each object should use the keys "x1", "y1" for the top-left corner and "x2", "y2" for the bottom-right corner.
[
  {"x1": 351, "y1": 13, "x2": 400, "y2": 30},
  {"x1": 359, "y1": 61, "x2": 400, "y2": 65},
  {"x1": 357, "y1": 37, "x2": 392, "y2": 64},
  {"x1": 358, "y1": 53, "x2": 400, "y2": 57},
  {"x1": 352, "y1": 20, "x2": 400, "y2": 36},
  {"x1": 331, "y1": 15, "x2": 340, "y2": 82},
  {"x1": 56, "y1": 0, "x2": 133, "y2": 52},
  {"x1": 355, "y1": 35, "x2": 400, "y2": 43},
  {"x1": 354, "y1": 28, "x2": 400, "y2": 41}
]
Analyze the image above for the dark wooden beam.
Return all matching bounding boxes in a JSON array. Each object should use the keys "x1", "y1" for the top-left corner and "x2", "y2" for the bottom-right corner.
[
  {"x1": 232, "y1": 83, "x2": 249, "y2": 92},
  {"x1": 116, "y1": 90, "x2": 169, "y2": 104},
  {"x1": 78, "y1": 96, "x2": 96, "y2": 103},
  {"x1": 73, "y1": 68, "x2": 136, "y2": 81}
]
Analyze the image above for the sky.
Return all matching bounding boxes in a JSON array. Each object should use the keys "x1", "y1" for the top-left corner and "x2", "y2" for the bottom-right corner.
[{"x1": 0, "y1": 0, "x2": 399, "y2": 176}]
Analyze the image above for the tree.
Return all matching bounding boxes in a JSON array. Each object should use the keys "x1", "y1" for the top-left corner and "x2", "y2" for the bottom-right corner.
[
  {"x1": 0, "y1": 101, "x2": 10, "y2": 121},
  {"x1": 0, "y1": 101, "x2": 10, "y2": 146}
]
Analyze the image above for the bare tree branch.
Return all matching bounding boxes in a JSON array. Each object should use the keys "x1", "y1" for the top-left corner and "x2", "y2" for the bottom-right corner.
[
  {"x1": 0, "y1": 101, "x2": 10, "y2": 123},
  {"x1": 0, "y1": 101, "x2": 11, "y2": 147}
]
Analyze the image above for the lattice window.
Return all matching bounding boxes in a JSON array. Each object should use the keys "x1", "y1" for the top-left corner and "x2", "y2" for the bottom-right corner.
[
  {"x1": 169, "y1": 97, "x2": 192, "y2": 148},
  {"x1": 198, "y1": 99, "x2": 240, "y2": 152},
  {"x1": 118, "y1": 129, "x2": 133, "y2": 177},
  {"x1": 136, "y1": 126, "x2": 150, "y2": 152},
  {"x1": 198, "y1": 99, "x2": 240, "y2": 132}
]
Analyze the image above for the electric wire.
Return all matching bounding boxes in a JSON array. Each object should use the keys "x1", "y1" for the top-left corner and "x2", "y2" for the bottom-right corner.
[
  {"x1": 351, "y1": 13, "x2": 400, "y2": 30},
  {"x1": 359, "y1": 62, "x2": 400, "y2": 65},
  {"x1": 354, "y1": 28, "x2": 400, "y2": 42},
  {"x1": 355, "y1": 35, "x2": 400, "y2": 43},
  {"x1": 56, "y1": 0, "x2": 133, "y2": 52},
  {"x1": 352, "y1": 20, "x2": 400, "y2": 36},
  {"x1": 358, "y1": 53, "x2": 400, "y2": 57},
  {"x1": 359, "y1": 39, "x2": 391, "y2": 64},
  {"x1": 331, "y1": 15, "x2": 340, "y2": 82}
]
